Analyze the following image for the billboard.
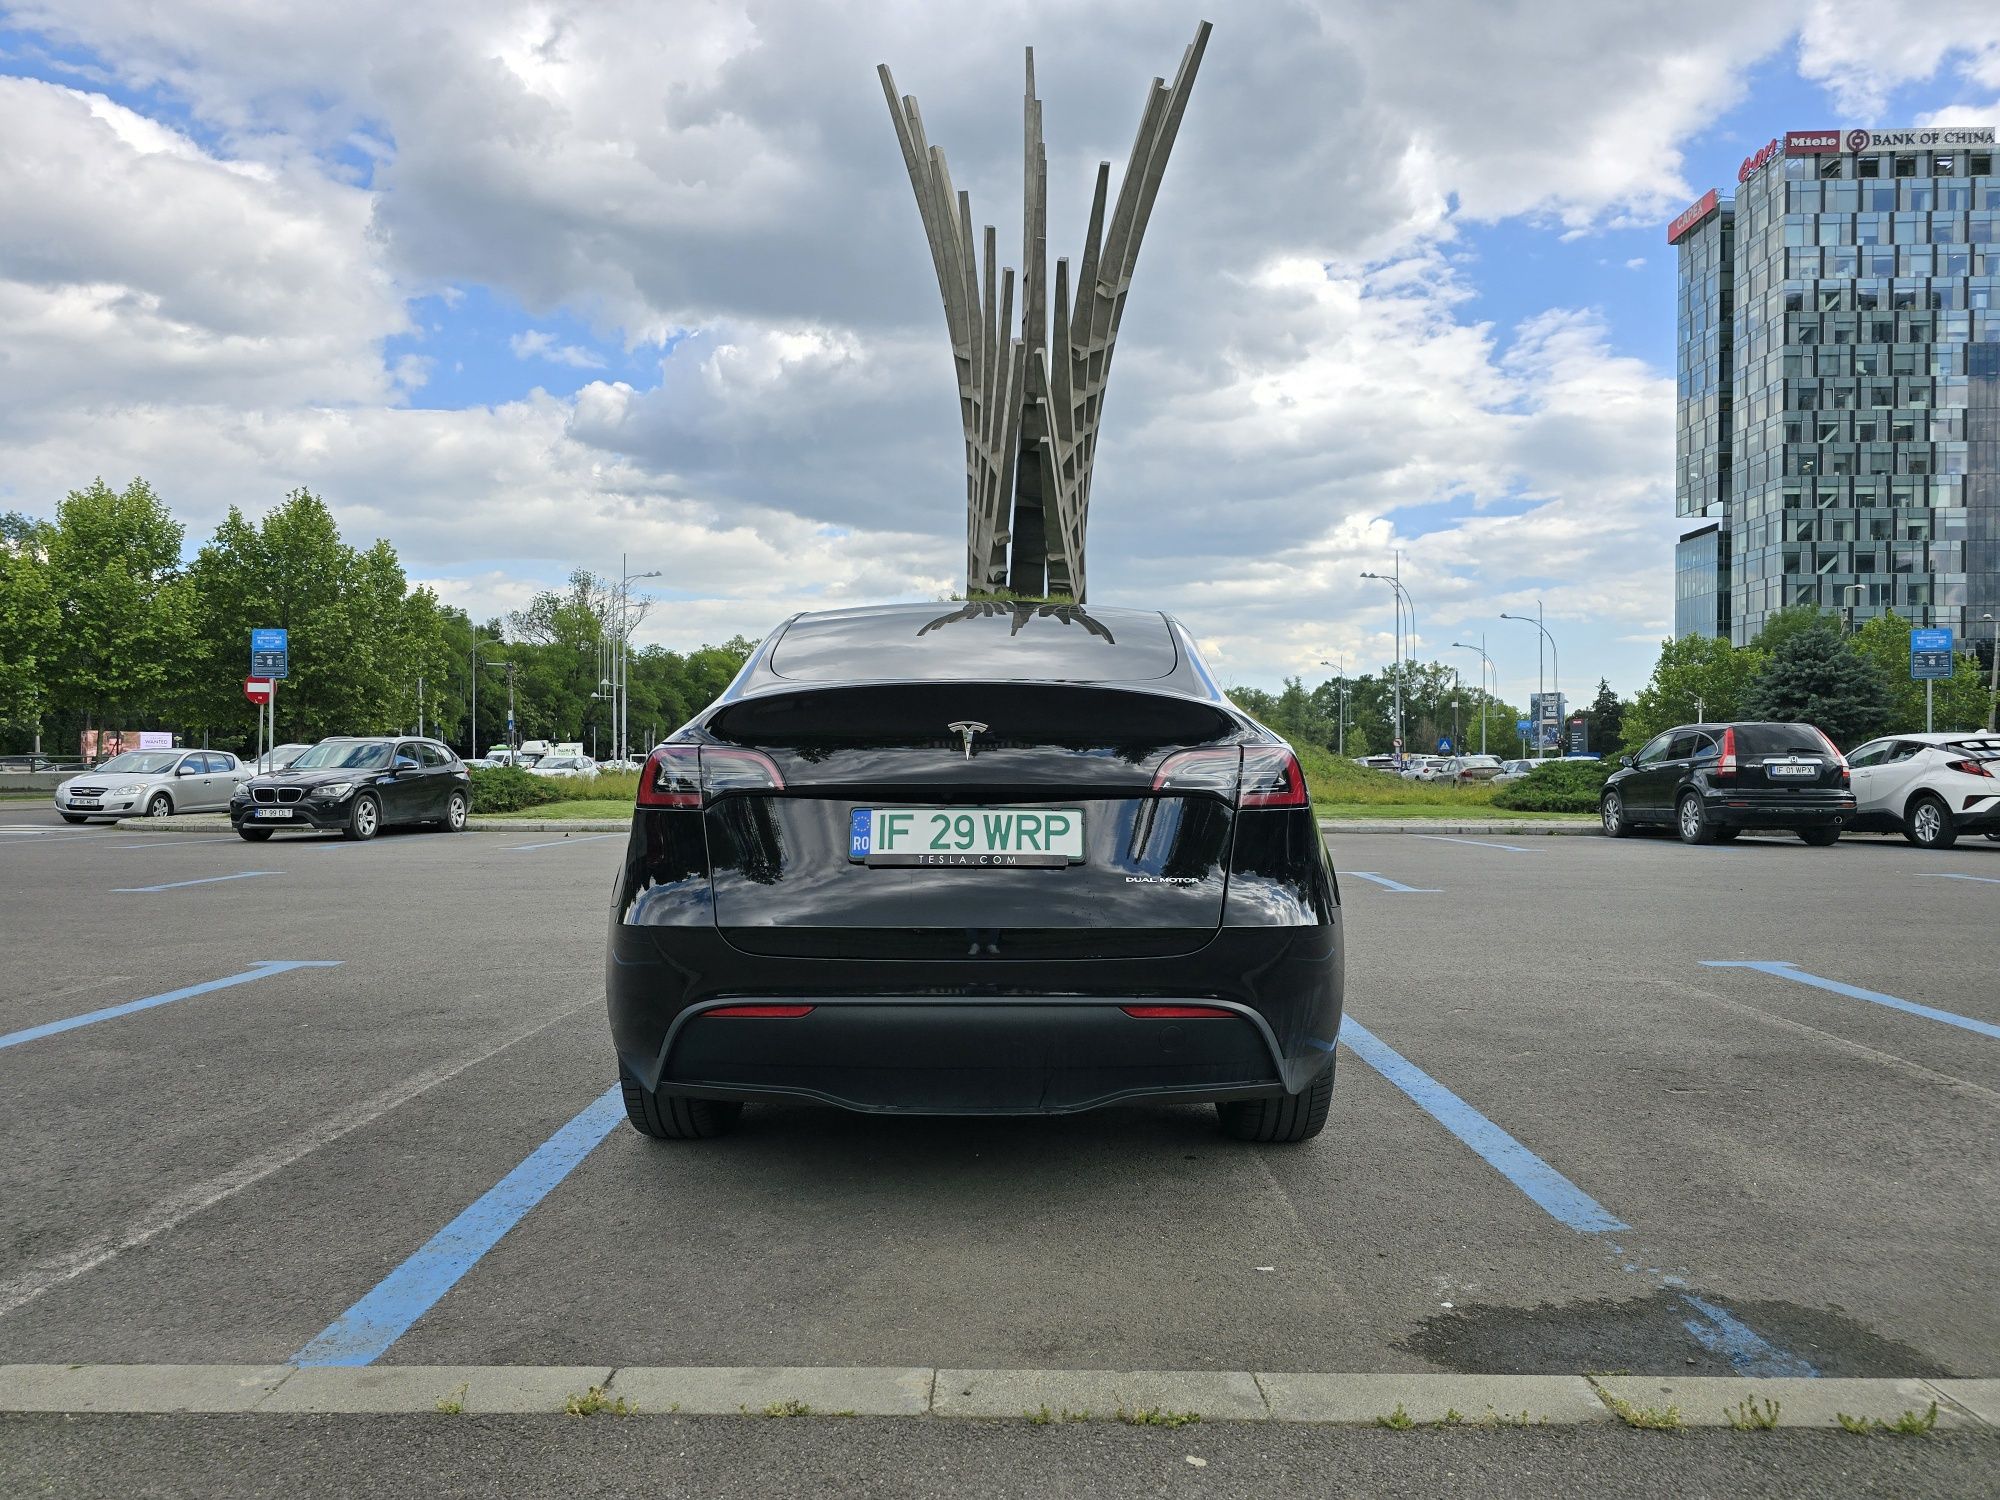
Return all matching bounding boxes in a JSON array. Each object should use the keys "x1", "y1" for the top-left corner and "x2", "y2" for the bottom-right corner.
[
  {"x1": 1840, "y1": 126, "x2": 1994, "y2": 154},
  {"x1": 80, "y1": 729, "x2": 175, "y2": 760},
  {"x1": 1666, "y1": 188, "x2": 1720, "y2": 245},
  {"x1": 1784, "y1": 130, "x2": 1841, "y2": 155}
]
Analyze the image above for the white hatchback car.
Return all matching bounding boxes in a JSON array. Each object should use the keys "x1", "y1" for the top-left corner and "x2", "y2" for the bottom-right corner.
[{"x1": 1846, "y1": 731, "x2": 2000, "y2": 848}]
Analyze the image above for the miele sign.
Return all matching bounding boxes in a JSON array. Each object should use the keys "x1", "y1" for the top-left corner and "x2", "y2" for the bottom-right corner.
[{"x1": 1785, "y1": 126, "x2": 1996, "y2": 155}]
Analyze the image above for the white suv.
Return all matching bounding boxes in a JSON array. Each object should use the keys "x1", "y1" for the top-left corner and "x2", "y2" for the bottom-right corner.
[{"x1": 1846, "y1": 732, "x2": 2000, "y2": 848}]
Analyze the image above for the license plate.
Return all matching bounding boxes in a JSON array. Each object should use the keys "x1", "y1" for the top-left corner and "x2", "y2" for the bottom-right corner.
[
  {"x1": 1768, "y1": 764, "x2": 1816, "y2": 777},
  {"x1": 849, "y1": 806, "x2": 1084, "y2": 867},
  {"x1": 253, "y1": 808, "x2": 293, "y2": 819},
  {"x1": 70, "y1": 798, "x2": 100, "y2": 808}
]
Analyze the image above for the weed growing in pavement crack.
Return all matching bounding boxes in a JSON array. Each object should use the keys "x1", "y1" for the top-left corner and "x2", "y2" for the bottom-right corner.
[
  {"x1": 562, "y1": 1385, "x2": 635, "y2": 1418},
  {"x1": 1883, "y1": 1402, "x2": 1941, "y2": 1435},
  {"x1": 1119, "y1": 1406, "x2": 1201, "y2": 1428},
  {"x1": 1837, "y1": 1412, "x2": 1874, "y2": 1435},
  {"x1": 1431, "y1": 1408, "x2": 1465, "y2": 1429},
  {"x1": 435, "y1": 1383, "x2": 469, "y2": 1416},
  {"x1": 1726, "y1": 1397, "x2": 1781, "y2": 1431},
  {"x1": 1601, "y1": 1394, "x2": 1683, "y2": 1431},
  {"x1": 762, "y1": 1400, "x2": 813, "y2": 1418},
  {"x1": 1376, "y1": 1403, "x2": 1414, "y2": 1430}
]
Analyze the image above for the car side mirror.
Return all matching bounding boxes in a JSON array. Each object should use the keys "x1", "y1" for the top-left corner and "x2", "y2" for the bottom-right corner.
[
  {"x1": 176, "y1": 765, "x2": 197, "y2": 776},
  {"x1": 1619, "y1": 753, "x2": 1634, "y2": 768}
]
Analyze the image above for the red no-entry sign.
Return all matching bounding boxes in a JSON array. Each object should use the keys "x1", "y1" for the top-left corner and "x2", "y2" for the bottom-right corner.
[{"x1": 244, "y1": 677, "x2": 274, "y2": 705}]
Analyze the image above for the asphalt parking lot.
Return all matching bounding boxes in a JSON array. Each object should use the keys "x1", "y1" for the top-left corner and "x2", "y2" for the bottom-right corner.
[{"x1": 2, "y1": 808, "x2": 1996, "y2": 1494}]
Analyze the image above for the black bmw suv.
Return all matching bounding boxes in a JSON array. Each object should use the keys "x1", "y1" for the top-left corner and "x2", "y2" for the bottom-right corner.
[
  {"x1": 605, "y1": 601, "x2": 1343, "y2": 1144},
  {"x1": 231, "y1": 736, "x2": 471, "y2": 841},
  {"x1": 1600, "y1": 721, "x2": 1855, "y2": 845}
]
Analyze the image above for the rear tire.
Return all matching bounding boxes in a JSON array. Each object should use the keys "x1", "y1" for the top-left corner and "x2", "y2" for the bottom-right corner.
[
  {"x1": 1904, "y1": 793, "x2": 1956, "y2": 849},
  {"x1": 441, "y1": 789, "x2": 469, "y2": 832},
  {"x1": 1600, "y1": 790, "x2": 1631, "y2": 838},
  {"x1": 1218, "y1": 1065, "x2": 1333, "y2": 1144},
  {"x1": 619, "y1": 1065, "x2": 742, "y2": 1140},
  {"x1": 1676, "y1": 792, "x2": 1716, "y2": 845},
  {"x1": 1798, "y1": 826, "x2": 1841, "y2": 846},
  {"x1": 238, "y1": 827, "x2": 274, "y2": 842}
]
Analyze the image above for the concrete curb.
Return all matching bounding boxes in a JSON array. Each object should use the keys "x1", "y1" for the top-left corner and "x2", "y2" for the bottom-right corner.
[
  {"x1": 1319, "y1": 820, "x2": 1598, "y2": 835},
  {"x1": 0, "y1": 1365, "x2": 1991, "y2": 1429}
]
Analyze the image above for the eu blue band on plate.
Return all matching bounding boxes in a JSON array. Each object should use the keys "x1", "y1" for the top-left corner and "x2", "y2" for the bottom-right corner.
[{"x1": 849, "y1": 808, "x2": 872, "y2": 857}]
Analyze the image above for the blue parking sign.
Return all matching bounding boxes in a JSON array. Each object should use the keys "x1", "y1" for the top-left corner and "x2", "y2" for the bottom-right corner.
[
  {"x1": 1911, "y1": 626, "x2": 1953, "y2": 681},
  {"x1": 250, "y1": 628, "x2": 289, "y2": 680}
]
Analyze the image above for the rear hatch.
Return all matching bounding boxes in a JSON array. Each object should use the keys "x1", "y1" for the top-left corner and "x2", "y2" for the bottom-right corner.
[
  {"x1": 1731, "y1": 723, "x2": 1846, "y2": 792},
  {"x1": 700, "y1": 683, "x2": 1243, "y2": 961}
]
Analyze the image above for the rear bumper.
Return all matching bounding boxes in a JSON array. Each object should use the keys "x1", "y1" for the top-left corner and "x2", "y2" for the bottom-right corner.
[
  {"x1": 1701, "y1": 790, "x2": 1854, "y2": 829},
  {"x1": 607, "y1": 922, "x2": 1343, "y2": 1108},
  {"x1": 658, "y1": 997, "x2": 1310, "y2": 1114}
]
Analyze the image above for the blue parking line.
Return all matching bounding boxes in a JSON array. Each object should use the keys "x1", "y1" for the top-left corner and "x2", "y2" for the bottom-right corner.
[
  {"x1": 0, "y1": 960, "x2": 342, "y2": 1052},
  {"x1": 292, "y1": 1086, "x2": 625, "y2": 1366},
  {"x1": 112, "y1": 871, "x2": 278, "y2": 893},
  {"x1": 1337, "y1": 871, "x2": 1442, "y2": 894},
  {"x1": 1338, "y1": 1014, "x2": 1816, "y2": 1375},
  {"x1": 1915, "y1": 872, "x2": 2000, "y2": 885},
  {"x1": 505, "y1": 834, "x2": 624, "y2": 852},
  {"x1": 1337, "y1": 1016, "x2": 1624, "y2": 1233},
  {"x1": 1415, "y1": 835, "x2": 1536, "y2": 852},
  {"x1": 1704, "y1": 960, "x2": 2000, "y2": 1041}
]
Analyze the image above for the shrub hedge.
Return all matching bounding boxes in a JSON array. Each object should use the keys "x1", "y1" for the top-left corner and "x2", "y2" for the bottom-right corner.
[
  {"x1": 466, "y1": 765, "x2": 566, "y2": 813},
  {"x1": 1488, "y1": 758, "x2": 1615, "y2": 813}
]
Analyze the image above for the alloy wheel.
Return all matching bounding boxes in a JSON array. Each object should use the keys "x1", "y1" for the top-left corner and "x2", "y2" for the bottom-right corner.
[
  {"x1": 447, "y1": 793, "x2": 467, "y2": 831},
  {"x1": 355, "y1": 798, "x2": 378, "y2": 838},
  {"x1": 147, "y1": 793, "x2": 172, "y2": 818},
  {"x1": 1601, "y1": 793, "x2": 1622, "y2": 836},
  {"x1": 1912, "y1": 800, "x2": 1944, "y2": 846}
]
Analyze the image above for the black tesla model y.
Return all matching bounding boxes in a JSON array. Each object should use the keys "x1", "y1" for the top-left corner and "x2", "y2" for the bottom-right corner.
[{"x1": 605, "y1": 601, "x2": 1343, "y2": 1142}]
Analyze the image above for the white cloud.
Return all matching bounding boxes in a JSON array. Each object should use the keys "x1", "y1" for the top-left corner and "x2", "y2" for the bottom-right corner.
[{"x1": 509, "y1": 328, "x2": 605, "y2": 368}]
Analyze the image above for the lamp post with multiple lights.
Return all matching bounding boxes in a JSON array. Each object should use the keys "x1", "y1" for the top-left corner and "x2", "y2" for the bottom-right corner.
[
  {"x1": 1360, "y1": 554, "x2": 1416, "y2": 764},
  {"x1": 614, "y1": 555, "x2": 662, "y2": 765},
  {"x1": 1317, "y1": 659, "x2": 1352, "y2": 758}
]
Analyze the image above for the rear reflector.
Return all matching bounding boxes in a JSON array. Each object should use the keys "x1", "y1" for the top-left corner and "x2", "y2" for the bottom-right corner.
[
  {"x1": 705, "y1": 1004, "x2": 815, "y2": 1018},
  {"x1": 1120, "y1": 1004, "x2": 1235, "y2": 1019}
]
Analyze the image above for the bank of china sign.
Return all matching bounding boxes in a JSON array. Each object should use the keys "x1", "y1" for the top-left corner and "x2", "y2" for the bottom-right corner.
[{"x1": 1786, "y1": 126, "x2": 1995, "y2": 155}]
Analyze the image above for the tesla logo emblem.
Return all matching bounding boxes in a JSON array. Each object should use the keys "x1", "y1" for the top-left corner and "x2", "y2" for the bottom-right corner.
[{"x1": 947, "y1": 720, "x2": 988, "y2": 760}]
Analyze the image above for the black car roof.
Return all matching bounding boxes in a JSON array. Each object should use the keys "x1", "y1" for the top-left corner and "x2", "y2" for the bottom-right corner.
[{"x1": 738, "y1": 601, "x2": 1225, "y2": 700}]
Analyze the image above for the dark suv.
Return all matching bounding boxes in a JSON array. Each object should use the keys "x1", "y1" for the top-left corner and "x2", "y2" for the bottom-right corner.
[{"x1": 1601, "y1": 722, "x2": 1855, "y2": 845}]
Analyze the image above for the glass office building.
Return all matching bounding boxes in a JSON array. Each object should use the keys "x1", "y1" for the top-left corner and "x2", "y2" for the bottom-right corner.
[
  {"x1": 1675, "y1": 522, "x2": 1729, "y2": 639},
  {"x1": 1670, "y1": 127, "x2": 1999, "y2": 652}
]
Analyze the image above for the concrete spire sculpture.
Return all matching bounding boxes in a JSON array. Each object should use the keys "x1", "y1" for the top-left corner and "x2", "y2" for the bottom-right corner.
[{"x1": 879, "y1": 21, "x2": 1210, "y2": 603}]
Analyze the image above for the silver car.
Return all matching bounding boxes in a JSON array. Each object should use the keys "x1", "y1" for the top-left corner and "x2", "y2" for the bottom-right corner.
[{"x1": 55, "y1": 749, "x2": 250, "y2": 822}]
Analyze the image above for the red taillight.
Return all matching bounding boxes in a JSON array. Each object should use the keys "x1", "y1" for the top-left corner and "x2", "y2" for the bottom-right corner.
[
  {"x1": 1946, "y1": 758, "x2": 1994, "y2": 778},
  {"x1": 1809, "y1": 726, "x2": 1850, "y2": 782},
  {"x1": 636, "y1": 745, "x2": 785, "y2": 808},
  {"x1": 637, "y1": 745, "x2": 701, "y2": 807},
  {"x1": 705, "y1": 1004, "x2": 814, "y2": 1018},
  {"x1": 1120, "y1": 1004, "x2": 1235, "y2": 1019},
  {"x1": 1240, "y1": 746, "x2": 1309, "y2": 808},
  {"x1": 1714, "y1": 727, "x2": 1737, "y2": 777},
  {"x1": 1152, "y1": 747, "x2": 1240, "y2": 795}
]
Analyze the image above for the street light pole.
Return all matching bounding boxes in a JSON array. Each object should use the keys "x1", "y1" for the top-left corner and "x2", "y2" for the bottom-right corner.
[
  {"x1": 1983, "y1": 613, "x2": 1999, "y2": 733},
  {"x1": 471, "y1": 640, "x2": 508, "y2": 759},
  {"x1": 1318, "y1": 659, "x2": 1351, "y2": 758},
  {"x1": 1451, "y1": 636, "x2": 1494, "y2": 756},
  {"x1": 615, "y1": 556, "x2": 663, "y2": 764},
  {"x1": 1360, "y1": 555, "x2": 1416, "y2": 766},
  {"x1": 1499, "y1": 607, "x2": 1559, "y2": 756}
]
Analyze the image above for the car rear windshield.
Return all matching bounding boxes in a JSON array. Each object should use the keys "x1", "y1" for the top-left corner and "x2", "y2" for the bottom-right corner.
[
  {"x1": 292, "y1": 741, "x2": 392, "y2": 770},
  {"x1": 769, "y1": 604, "x2": 1178, "y2": 683},
  {"x1": 1946, "y1": 738, "x2": 2000, "y2": 759},
  {"x1": 1733, "y1": 724, "x2": 1829, "y2": 757}
]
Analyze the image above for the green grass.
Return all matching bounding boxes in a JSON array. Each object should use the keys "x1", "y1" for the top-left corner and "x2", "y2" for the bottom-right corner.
[{"x1": 479, "y1": 799, "x2": 632, "y2": 820}]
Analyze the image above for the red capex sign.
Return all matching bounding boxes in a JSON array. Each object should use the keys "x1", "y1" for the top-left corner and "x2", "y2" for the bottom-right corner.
[
  {"x1": 1666, "y1": 188, "x2": 1720, "y2": 245},
  {"x1": 1737, "y1": 137, "x2": 1781, "y2": 183}
]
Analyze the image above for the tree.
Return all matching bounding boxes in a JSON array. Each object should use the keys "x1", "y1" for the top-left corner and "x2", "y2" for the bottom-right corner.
[
  {"x1": 0, "y1": 514, "x2": 59, "y2": 737},
  {"x1": 42, "y1": 478, "x2": 191, "y2": 744},
  {"x1": 1742, "y1": 619, "x2": 1892, "y2": 748},
  {"x1": 1750, "y1": 605, "x2": 1842, "y2": 654},
  {"x1": 1850, "y1": 612, "x2": 1994, "y2": 736},
  {"x1": 1624, "y1": 634, "x2": 1766, "y2": 750},
  {"x1": 1584, "y1": 678, "x2": 1624, "y2": 751}
]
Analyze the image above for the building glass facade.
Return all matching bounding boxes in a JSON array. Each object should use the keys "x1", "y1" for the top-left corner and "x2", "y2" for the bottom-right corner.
[
  {"x1": 1675, "y1": 523, "x2": 1730, "y2": 638},
  {"x1": 1672, "y1": 130, "x2": 2000, "y2": 651}
]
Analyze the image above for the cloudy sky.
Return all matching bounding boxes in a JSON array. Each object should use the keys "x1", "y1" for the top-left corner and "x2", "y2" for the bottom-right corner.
[{"x1": 3, "y1": 2, "x2": 1997, "y2": 709}]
